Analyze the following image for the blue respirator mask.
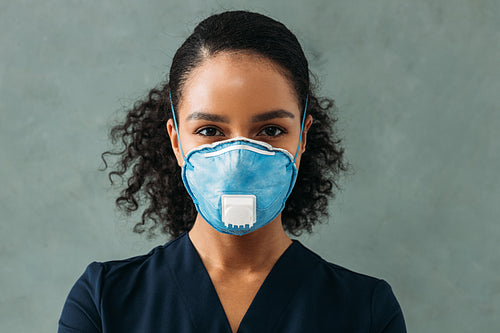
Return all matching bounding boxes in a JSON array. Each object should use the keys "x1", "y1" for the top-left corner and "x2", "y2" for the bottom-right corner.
[{"x1": 170, "y1": 91, "x2": 308, "y2": 236}]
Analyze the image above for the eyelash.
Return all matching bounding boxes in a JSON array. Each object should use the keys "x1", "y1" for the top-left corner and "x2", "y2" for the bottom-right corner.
[
  {"x1": 194, "y1": 127, "x2": 225, "y2": 137},
  {"x1": 194, "y1": 126, "x2": 287, "y2": 137},
  {"x1": 257, "y1": 126, "x2": 286, "y2": 137}
]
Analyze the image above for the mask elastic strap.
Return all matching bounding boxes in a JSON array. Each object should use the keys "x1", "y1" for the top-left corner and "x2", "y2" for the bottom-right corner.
[
  {"x1": 293, "y1": 94, "x2": 309, "y2": 164},
  {"x1": 169, "y1": 89, "x2": 187, "y2": 162}
]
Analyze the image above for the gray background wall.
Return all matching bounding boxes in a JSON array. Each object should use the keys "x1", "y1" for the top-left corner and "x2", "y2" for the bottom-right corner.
[{"x1": 1, "y1": 0, "x2": 499, "y2": 332}]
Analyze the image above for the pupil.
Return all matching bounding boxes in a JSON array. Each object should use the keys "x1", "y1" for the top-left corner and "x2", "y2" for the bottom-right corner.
[
  {"x1": 266, "y1": 127, "x2": 278, "y2": 136},
  {"x1": 205, "y1": 128, "x2": 217, "y2": 136}
]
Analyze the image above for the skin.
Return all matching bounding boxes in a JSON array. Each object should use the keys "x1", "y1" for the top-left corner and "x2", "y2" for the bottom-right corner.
[{"x1": 166, "y1": 51, "x2": 313, "y2": 333}]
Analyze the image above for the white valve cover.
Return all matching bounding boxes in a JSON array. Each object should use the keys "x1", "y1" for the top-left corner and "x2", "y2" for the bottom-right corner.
[{"x1": 221, "y1": 195, "x2": 256, "y2": 228}]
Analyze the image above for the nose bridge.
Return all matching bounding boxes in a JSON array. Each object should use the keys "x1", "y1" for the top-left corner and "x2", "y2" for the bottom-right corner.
[{"x1": 230, "y1": 119, "x2": 253, "y2": 139}]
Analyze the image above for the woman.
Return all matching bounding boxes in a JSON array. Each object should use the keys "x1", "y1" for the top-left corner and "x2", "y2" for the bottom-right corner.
[{"x1": 58, "y1": 10, "x2": 406, "y2": 333}]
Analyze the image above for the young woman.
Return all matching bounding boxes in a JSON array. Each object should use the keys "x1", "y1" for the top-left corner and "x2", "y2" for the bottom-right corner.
[{"x1": 58, "y1": 10, "x2": 406, "y2": 333}]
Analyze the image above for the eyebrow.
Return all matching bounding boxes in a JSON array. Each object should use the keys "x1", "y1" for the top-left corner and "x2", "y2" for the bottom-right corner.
[
  {"x1": 185, "y1": 109, "x2": 295, "y2": 123},
  {"x1": 186, "y1": 112, "x2": 230, "y2": 123},
  {"x1": 251, "y1": 109, "x2": 295, "y2": 122}
]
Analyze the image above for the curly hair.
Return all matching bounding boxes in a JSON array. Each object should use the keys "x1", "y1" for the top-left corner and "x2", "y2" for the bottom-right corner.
[{"x1": 100, "y1": 10, "x2": 350, "y2": 239}]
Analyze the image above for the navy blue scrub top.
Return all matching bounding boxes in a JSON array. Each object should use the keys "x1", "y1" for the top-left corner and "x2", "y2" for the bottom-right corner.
[{"x1": 58, "y1": 232, "x2": 406, "y2": 332}]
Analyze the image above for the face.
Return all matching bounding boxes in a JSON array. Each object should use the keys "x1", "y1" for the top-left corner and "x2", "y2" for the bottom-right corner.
[{"x1": 167, "y1": 51, "x2": 313, "y2": 169}]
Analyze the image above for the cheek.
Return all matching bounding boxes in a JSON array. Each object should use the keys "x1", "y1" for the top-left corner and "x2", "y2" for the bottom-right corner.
[
  {"x1": 294, "y1": 155, "x2": 302, "y2": 171},
  {"x1": 283, "y1": 138, "x2": 302, "y2": 157},
  {"x1": 178, "y1": 138, "x2": 198, "y2": 156},
  {"x1": 178, "y1": 134, "x2": 216, "y2": 154},
  {"x1": 175, "y1": 123, "x2": 199, "y2": 153}
]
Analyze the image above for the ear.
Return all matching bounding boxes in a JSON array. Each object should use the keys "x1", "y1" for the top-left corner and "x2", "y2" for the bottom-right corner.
[
  {"x1": 166, "y1": 118, "x2": 184, "y2": 167},
  {"x1": 300, "y1": 115, "x2": 313, "y2": 153}
]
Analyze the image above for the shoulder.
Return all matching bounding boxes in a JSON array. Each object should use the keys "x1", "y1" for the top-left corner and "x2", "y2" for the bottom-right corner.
[
  {"x1": 292, "y1": 240, "x2": 407, "y2": 332},
  {"x1": 106, "y1": 232, "x2": 185, "y2": 268},
  {"x1": 82, "y1": 232, "x2": 187, "y2": 285},
  {"x1": 58, "y1": 233, "x2": 187, "y2": 332},
  {"x1": 294, "y1": 239, "x2": 384, "y2": 289}
]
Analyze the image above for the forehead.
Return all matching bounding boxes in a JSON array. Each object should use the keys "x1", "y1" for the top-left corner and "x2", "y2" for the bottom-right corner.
[{"x1": 177, "y1": 51, "x2": 300, "y2": 117}]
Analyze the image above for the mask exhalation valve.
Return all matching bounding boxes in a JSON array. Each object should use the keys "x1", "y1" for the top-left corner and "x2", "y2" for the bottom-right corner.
[{"x1": 221, "y1": 195, "x2": 256, "y2": 228}]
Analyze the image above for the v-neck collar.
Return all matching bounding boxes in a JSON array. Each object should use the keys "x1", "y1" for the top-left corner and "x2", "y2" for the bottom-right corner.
[{"x1": 166, "y1": 232, "x2": 322, "y2": 333}]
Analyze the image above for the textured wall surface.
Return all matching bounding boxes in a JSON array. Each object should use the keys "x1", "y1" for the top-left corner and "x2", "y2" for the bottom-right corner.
[{"x1": 1, "y1": 0, "x2": 499, "y2": 332}]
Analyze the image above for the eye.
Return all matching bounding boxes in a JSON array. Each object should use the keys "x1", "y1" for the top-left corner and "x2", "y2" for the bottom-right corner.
[
  {"x1": 195, "y1": 127, "x2": 224, "y2": 137},
  {"x1": 257, "y1": 126, "x2": 286, "y2": 137}
]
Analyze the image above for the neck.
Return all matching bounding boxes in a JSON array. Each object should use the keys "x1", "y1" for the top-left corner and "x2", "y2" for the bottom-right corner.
[{"x1": 188, "y1": 214, "x2": 292, "y2": 273}]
